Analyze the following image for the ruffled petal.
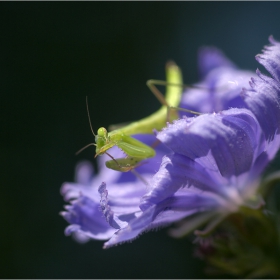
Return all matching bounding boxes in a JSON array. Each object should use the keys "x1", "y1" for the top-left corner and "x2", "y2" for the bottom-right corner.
[
  {"x1": 243, "y1": 37, "x2": 280, "y2": 141},
  {"x1": 157, "y1": 108, "x2": 263, "y2": 178},
  {"x1": 256, "y1": 36, "x2": 280, "y2": 83},
  {"x1": 60, "y1": 195, "x2": 116, "y2": 240},
  {"x1": 104, "y1": 188, "x2": 223, "y2": 248},
  {"x1": 140, "y1": 154, "x2": 225, "y2": 210},
  {"x1": 98, "y1": 182, "x2": 121, "y2": 229},
  {"x1": 243, "y1": 71, "x2": 280, "y2": 141}
]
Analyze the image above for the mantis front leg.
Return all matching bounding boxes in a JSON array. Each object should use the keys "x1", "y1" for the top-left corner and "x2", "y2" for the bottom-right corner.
[
  {"x1": 105, "y1": 156, "x2": 143, "y2": 172},
  {"x1": 104, "y1": 133, "x2": 155, "y2": 172}
]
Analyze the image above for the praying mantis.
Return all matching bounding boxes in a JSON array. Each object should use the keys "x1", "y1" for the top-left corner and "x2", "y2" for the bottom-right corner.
[{"x1": 77, "y1": 61, "x2": 201, "y2": 172}]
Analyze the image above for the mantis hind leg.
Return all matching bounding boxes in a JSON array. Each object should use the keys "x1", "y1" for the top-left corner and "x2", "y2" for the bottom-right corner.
[
  {"x1": 146, "y1": 62, "x2": 202, "y2": 123},
  {"x1": 147, "y1": 79, "x2": 203, "y2": 123},
  {"x1": 167, "y1": 106, "x2": 203, "y2": 121}
]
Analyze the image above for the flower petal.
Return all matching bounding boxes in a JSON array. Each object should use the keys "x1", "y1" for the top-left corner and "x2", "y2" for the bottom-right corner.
[
  {"x1": 140, "y1": 154, "x2": 225, "y2": 210},
  {"x1": 75, "y1": 161, "x2": 94, "y2": 185},
  {"x1": 98, "y1": 182, "x2": 121, "y2": 229},
  {"x1": 243, "y1": 71, "x2": 280, "y2": 141},
  {"x1": 104, "y1": 188, "x2": 223, "y2": 248},
  {"x1": 198, "y1": 47, "x2": 236, "y2": 78},
  {"x1": 158, "y1": 109, "x2": 262, "y2": 178},
  {"x1": 256, "y1": 36, "x2": 280, "y2": 83},
  {"x1": 60, "y1": 195, "x2": 116, "y2": 240},
  {"x1": 180, "y1": 48, "x2": 254, "y2": 116},
  {"x1": 243, "y1": 37, "x2": 280, "y2": 141}
]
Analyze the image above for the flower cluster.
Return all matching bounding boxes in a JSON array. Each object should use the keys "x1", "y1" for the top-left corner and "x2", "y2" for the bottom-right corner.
[{"x1": 60, "y1": 36, "x2": 280, "y2": 251}]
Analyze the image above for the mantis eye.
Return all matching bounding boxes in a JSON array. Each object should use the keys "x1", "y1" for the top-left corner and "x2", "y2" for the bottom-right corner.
[{"x1": 97, "y1": 127, "x2": 107, "y2": 137}]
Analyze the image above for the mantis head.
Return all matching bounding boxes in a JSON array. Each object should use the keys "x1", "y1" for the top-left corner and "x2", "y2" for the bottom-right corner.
[{"x1": 95, "y1": 127, "x2": 109, "y2": 155}]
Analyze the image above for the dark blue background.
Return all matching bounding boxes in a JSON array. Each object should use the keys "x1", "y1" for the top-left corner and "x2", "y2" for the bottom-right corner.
[{"x1": 1, "y1": 2, "x2": 280, "y2": 278}]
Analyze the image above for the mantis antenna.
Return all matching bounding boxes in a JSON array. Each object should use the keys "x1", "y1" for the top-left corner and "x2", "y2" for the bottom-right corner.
[
  {"x1": 86, "y1": 95, "x2": 96, "y2": 137},
  {"x1": 75, "y1": 96, "x2": 97, "y2": 155}
]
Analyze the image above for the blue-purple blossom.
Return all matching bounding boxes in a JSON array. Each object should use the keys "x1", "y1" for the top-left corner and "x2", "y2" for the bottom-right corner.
[{"x1": 61, "y1": 37, "x2": 280, "y2": 248}]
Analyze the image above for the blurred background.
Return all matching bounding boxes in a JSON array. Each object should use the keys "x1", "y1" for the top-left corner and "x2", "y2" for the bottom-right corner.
[{"x1": 2, "y1": 2, "x2": 280, "y2": 278}]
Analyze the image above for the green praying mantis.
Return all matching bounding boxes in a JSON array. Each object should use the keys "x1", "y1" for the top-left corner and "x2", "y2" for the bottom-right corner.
[{"x1": 77, "y1": 61, "x2": 202, "y2": 172}]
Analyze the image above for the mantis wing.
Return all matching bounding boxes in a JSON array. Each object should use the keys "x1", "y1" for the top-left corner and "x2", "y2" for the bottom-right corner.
[{"x1": 116, "y1": 134, "x2": 155, "y2": 159}]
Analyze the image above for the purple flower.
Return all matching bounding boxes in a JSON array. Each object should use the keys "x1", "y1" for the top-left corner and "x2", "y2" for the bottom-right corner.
[{"x1": 61, "y1": 37, "x2": 280, "y2": 248}]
